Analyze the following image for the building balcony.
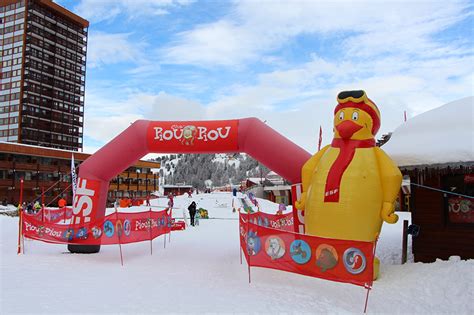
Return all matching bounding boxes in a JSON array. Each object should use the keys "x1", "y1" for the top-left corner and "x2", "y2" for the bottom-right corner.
[
  {"x1": 0, "y1": 160, "x2": 14, "y2": 169},
  {"x1": 11, "y1": 162, "x2": 38, "y2": 172}
]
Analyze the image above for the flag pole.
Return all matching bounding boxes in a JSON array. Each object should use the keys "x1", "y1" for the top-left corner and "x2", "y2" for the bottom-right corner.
[
  {"x1": 364, "y1": 238, "x2": 378, "y2": 313},
  {"x1": 163, "y1": 208, "x2": 168, "y2": 249},
  {"x1": 239, "y1": 211, "x2": 242, "y2": 265},
  {"x1": 318, "y1": 125, "x2": 322, "y2": 151},
  {"x1": 168, "y1": 207, "x2": 172, "y2": 243},
  {"x1": 163, "y1": 226, "x2": 166, "y2": 249},
  {"x1": 63, "y1": 201, "x2": 67, "y2": 223},
  {"x1": 247, "y1": 212, "x2": 251, "y2": 284},
  {"x1": 41, "y1": 186, "x2": 45, "y2": 222},
  {"x1": 149, "y1": 207, "x2": 153, "y2": 255},
  {"x1": 70, "y1": 153, "x2": 77, "y2": 224},
  {"x1": 17, "y1": 178, "x2": 24, "y2": 254},
  {"x1": 114, "y1": 206, "x2": 124, "y2": 266}
]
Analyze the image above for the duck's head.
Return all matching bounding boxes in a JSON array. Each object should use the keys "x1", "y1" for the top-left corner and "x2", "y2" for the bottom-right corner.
[{"x1": 333, "y1": 90, "x2": 380, "y2": 140}]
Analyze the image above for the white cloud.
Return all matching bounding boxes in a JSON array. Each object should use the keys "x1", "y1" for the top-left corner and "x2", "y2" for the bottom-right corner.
[
  {"x1": 74, "y1": 0, "x2": 193, "y2": 23},
  {"x1": 82, "y1": 89, "x2": 206, "y2": 153},
  {"x1": 162, "y1": 0, "x2": 471, "y2": 67},
  {"x1": 79, "y1": 0, "x2": 472, "y2": 156},
  {"x1": 144, "y1": 92, "x2": 206, "y2": 121},
  {"x1": 87, "y1": 32, "x2": 146, "y2": 68},
  {"x1": 162, "y1": 20, "x2": 260, "y2": 67}
]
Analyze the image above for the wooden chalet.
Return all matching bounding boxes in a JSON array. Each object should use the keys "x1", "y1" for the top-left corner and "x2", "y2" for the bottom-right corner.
[{"x1": 384, "y1": 97, "x2": 474, "y2": 263}]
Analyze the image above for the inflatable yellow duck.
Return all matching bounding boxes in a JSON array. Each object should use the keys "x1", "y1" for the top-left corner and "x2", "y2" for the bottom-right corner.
[{"x1": 296, "y1": 90, "x2": 401, "y2": 278}]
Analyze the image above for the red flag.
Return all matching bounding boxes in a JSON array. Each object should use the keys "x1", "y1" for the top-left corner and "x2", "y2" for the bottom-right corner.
[{"x1": 318, "y1": 126, "x2": 322, "y2": 151}]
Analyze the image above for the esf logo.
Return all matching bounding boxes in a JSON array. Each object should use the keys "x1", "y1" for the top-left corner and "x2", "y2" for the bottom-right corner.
[
  {"x1": 72, "y1": 178, "x2": 98, "y2": 224},
  {"x1": 153, "y1": 125, "x2": 232, "y2": 144}
]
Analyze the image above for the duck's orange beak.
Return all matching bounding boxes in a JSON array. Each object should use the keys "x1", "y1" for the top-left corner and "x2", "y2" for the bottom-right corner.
[{"x1": 336, "y1": 120, "x2": 362, "y2": 139}]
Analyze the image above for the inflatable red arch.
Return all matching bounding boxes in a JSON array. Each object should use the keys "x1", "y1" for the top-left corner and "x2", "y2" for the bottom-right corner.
[{"x1": 69, "y1": 118, "x2": 310, "y2": 253}]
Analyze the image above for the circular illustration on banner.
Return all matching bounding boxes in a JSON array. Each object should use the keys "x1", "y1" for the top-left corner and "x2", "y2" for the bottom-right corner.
[
  {"x1": 315, "y1": 244, "x2": 338, "y2": 272},
  {"x1": 123, "y1": 220, "x2": 131, "y2": 236},
  {"x1": 76, "y1": 227, "x2": 88, "y2": 240},
  {"x1": 62, "y1": 228, "x2": 74, "y2": 241},
  {"x1": 343, "y1": 247, "x2": 367, "y2": 275},
  {"x1": 116, "y1": 220, "x2": 123, "y2": 237},
  {"x1": 91, "y1": 226, "x2": 102, "y2": 239},
  {"x1": 265, "y1": 236, "x2": 286, "y2": 260},
  {"x1": 103, "y1": 220, "x2": 115, "y2": 238},
  {"x1": 246, "y1": 230, "x2": 261, "y2": 256},
  {"x1": 290, "y1": 240, "x2": 311, "y2": 264}
]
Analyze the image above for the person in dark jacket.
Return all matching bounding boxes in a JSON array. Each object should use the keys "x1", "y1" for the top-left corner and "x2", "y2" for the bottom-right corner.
[{"x1": 188, "y1": 201, "x2": 197, "y2": 226}]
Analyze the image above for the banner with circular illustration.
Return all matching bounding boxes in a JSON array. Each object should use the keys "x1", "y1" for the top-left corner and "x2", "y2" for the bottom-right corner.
[
  {"x1": 239, "y1": 212, "x2": 375, "y2": 288},
  {"x1": 22, "y1": 209, "x2": 171, "y2": 245}
]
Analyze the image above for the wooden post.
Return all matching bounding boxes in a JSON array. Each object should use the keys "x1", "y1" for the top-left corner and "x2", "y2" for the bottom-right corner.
[{"x1": 402, "y1": 220, "x2": 409, "y2": 264}]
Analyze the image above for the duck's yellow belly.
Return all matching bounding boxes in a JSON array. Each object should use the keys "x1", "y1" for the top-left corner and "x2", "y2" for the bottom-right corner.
[{"x1": 305, "y1": 147, "x2": 383, "y2": 242}]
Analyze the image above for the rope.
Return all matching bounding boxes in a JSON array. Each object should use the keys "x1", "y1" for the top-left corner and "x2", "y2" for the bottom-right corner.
[
  {"x1": 45, "y1": 184, "x2": 72, "y2": 207},
  {"x1": 410, "y1": 183, "x2": 473, "y2": 199}
]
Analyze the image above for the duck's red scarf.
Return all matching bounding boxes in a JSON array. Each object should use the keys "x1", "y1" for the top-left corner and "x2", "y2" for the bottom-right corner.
[{"x1": 324, "y1": 138, "x2": 375, "y2": 202}]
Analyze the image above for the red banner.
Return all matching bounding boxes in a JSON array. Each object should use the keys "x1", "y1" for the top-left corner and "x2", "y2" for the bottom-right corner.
[
  {"x1": 23, "y1": 207, "x2": 73, "y2": 223},
  {"x1": 147, "y1": 120, "x2": 239, "y2": 153},
  {"x1": 22, "y1": 209, "x2": 171, "y2": 245},
  {"x1": 240, "y1": 213, "x2": 375, "y2": 288},
  {"x1": 247, "y1": 212, "x2": 294, "y2": 232}
]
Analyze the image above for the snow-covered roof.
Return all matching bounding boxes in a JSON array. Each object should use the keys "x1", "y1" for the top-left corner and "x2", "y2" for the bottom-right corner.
[
  {"x1": 247, "y1": 177, "x2": 264, "y2": 185},
  {"x1": 263, "y1": 185, "x2": 291, "y2": 191},
  {"x1": 383, "y1": 97, "x2": 474, "y2": 167},
  {"x1": 162, "y1": 184, "x2": 193, "y2": 188}
]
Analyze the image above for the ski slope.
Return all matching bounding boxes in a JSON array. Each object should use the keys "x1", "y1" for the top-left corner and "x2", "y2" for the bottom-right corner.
[{"x1": 1, "y1": 192, "x2": 472, "y2": 314}]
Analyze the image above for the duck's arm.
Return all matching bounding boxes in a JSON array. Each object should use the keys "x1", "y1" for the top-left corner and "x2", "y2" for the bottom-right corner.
[
  {"x1": 374, "y1": 147, "x2": 402, "y2": 224},
  {"x1": 295, "y1": 145, "x2": 330, "y2": 210}
]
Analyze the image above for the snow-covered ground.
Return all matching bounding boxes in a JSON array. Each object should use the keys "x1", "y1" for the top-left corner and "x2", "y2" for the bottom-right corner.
[{"x1": 1, "y1": 192, "x2": 472, "y2": 314}]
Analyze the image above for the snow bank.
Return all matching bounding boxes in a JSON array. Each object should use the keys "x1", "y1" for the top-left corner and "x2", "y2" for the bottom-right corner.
[{"x1": 384, "y1": 96, "x2": 474, "y2": 167}]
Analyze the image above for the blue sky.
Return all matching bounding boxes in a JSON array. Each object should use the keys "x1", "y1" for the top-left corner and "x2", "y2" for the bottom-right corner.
[{"x1": 56, "y1": 0, "x2": 473, "y2": 154}]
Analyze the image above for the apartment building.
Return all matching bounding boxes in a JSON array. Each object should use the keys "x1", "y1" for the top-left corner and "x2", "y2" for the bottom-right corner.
[{"x1": 1, "y1": 0, "x2": 88, "y2": 151}]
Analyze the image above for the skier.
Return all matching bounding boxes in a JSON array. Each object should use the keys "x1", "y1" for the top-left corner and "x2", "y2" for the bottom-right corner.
[{"x1": 167, "y1": 193, "x2": 174, "y2": 208}]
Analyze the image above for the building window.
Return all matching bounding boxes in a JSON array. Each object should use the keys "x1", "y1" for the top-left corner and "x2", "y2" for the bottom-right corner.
[{"x1": 443, "y1": 174, "x2": 474, "y2": 224}]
